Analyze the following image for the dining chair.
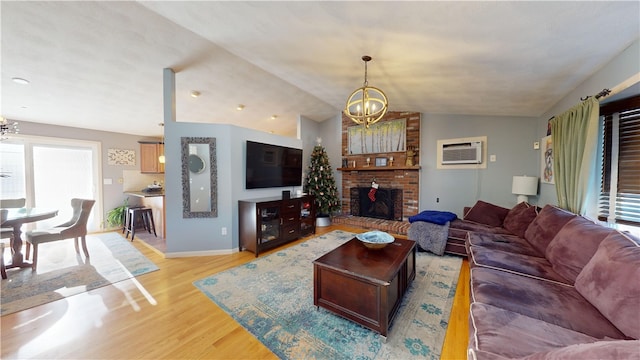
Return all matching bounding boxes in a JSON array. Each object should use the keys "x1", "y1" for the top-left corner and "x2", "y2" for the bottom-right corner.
[
  {"x1": 25, "y1": 198, "x2": 95, "y2": 271},
  {"x1": 1, "y1": 209, "x2": 14, "y2": 279},
  {"x1": 0, "y1": 198, "x2": 26, "y2": 208}
]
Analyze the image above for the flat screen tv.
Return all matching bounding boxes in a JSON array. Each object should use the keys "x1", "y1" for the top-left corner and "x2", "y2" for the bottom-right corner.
[{"x1": 245, "y1": 141, "x2": 303, "y2": 189}]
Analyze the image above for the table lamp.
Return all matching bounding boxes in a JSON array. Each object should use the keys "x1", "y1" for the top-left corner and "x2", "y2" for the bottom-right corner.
[{"x1": 512, "y1": 175, "x2": 538, "y2": 203}]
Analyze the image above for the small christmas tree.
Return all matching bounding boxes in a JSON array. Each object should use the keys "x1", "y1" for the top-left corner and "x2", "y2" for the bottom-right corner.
[{"x1": 304, "y1": 138, "x2": 341, "y2": 216}]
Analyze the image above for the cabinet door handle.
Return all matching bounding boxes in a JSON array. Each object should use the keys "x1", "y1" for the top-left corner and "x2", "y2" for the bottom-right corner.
[
  {"x1": 288, "y1": 229, "x2": 295, "y2": 234},
  {"x1": 288, "y1": 217, "x2": 295, "y2": 221},
  {"x1": 287, "y1": 204, "x2": 295, "y2": 209}
]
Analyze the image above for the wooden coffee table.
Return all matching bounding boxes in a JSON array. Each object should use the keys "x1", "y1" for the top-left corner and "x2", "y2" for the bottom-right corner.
[{"x1": 313, "y1": 237, "x2": 416, "y2": 339}]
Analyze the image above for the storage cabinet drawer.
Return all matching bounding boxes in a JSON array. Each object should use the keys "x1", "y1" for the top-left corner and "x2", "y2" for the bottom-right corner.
[{"x1": 282, "y1": 224, "x2": 299, "y2": 241}]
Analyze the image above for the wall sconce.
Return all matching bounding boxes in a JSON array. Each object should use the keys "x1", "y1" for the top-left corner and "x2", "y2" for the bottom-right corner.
[{"x1": 512, "y1": 175, "x2": 538, "y2": 203}]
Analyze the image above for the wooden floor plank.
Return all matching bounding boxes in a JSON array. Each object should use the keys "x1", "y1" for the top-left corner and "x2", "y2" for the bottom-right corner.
[{"x1": 1, "y1": 225, "x2": 468, "y2": 359}]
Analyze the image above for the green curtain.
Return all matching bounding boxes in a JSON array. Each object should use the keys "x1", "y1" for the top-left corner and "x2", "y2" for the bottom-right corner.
[{"x1": 551, "y1": 97, "x2": 600, "y2": 214}]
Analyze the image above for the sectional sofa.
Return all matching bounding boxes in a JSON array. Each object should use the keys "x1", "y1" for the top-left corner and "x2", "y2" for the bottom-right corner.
[{"x1": 457, "y1": 201, "x2": 639, "y2": 359}]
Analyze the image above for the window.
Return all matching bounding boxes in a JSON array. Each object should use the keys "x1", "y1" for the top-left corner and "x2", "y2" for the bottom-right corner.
[
  {"x1": 0, "y1": 136, "x2": 102, "y2": 232},
  {"x1": 598, "y1": 95, "x2": 640, "y2": 226}
]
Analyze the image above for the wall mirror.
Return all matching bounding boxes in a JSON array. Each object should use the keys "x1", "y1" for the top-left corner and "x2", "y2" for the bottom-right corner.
[{"x1": 181, "y1": 137, "x2": 217, "y2": 218}]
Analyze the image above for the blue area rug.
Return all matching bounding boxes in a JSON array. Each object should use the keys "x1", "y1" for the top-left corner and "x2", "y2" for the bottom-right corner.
[
  {"x1": 194, "y1": 230, "x2": 462, "y2": 359},
  {"x1": 1, "y1": 232, "x2": 159, "y2": 316}
]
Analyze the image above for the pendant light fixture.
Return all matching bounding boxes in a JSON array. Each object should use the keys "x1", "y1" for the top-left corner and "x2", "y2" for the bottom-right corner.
[
  {"x1": 344, "y1": 55, "x2": 388, "y2": 128},
  {"x1": 158, "y1": 123, "x2": 165, "y2": 164}
]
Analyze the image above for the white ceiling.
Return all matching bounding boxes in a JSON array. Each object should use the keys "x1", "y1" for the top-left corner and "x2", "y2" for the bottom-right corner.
[{"x1": 2, "y1": 1, "x2": 639, "y2": 138}]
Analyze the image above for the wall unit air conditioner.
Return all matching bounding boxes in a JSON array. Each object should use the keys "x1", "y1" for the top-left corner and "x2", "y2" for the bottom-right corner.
[{"x1": 441, "y1": 141, "x2": 482, "y2": 164}]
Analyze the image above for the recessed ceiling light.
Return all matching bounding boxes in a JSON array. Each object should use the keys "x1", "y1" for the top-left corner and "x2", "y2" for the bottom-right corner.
[
  {"x1": 236, "y1": 104, "x2": 245, "y2": 111},
  {"x1": 12, "y1": 77, "x2": 30, "y2": 85},
  {"x1": 271, "y1": 115, "x2": 278, "y2": 120},
  {"x1": 190, "y1": 90, "x2": 201, "y2": 98}
]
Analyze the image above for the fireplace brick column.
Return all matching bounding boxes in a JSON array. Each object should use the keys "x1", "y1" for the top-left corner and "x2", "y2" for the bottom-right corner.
[{"x1": 339, "y1": 111, "x2": 421, "y2": 221}]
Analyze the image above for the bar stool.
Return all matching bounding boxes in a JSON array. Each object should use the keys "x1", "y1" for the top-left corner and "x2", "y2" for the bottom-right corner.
[
  {"x1": 125, "y1": 207, "x2": 156, "y2": 241},
  {"x1": 122, "y1": 206, "x2": 143, "y2": 236}
]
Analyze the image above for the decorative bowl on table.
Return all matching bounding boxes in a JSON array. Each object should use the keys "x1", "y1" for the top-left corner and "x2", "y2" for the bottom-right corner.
[{"x1": 356, "y1": 230, "x2": 395, "y2": 250}]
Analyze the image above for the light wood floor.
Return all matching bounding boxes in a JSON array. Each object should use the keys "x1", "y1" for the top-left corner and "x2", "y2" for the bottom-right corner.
[{"x1": 1, "y1": 225, "x2": 469, "y2": 359}]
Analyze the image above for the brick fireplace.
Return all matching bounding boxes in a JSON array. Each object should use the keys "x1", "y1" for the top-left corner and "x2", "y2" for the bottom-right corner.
[
  {"x1": 338, "y1": 111, "x2": 421, "y2": 221},
  {"x1": 350, "y1": 187, "x2": 403, "y2": 220}
]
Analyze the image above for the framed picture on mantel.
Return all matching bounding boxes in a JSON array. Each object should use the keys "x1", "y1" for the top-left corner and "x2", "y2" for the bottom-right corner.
[{"x1": 375, "y1": 157, "x2": 387, "y2": 167}]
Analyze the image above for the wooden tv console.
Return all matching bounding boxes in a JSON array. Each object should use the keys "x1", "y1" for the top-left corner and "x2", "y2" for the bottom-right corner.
[{"x1": 239, "y1": 195, "x2": 316, "y2": 257}]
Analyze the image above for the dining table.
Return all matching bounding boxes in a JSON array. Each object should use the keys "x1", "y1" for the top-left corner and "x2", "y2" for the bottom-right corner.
[{"x1": 2, "y1": 207, "x2": 59, "y2": 269}]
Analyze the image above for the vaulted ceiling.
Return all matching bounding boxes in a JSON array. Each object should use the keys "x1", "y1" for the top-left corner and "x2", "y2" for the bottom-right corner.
[{"x1": 2, "y1": 1, "x2": 639, "y2": 137}]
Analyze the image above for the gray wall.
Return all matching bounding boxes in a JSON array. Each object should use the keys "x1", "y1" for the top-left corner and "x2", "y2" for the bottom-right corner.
[
  {"x1": 299, "y1": 114, "x2": 322, "y2": 186},
  {"x1": 535, "y1": 38, "x2": 640, "y2": 211},
  {"x1": 420, "y1": 114, "x2": 539, "y2": 215},
  {"x1": 314, "y1": 114, "x2": 343, "y2": 202},
  {"x1": 314, "y1": 113, "x2": 539, "y2": 217},
  {"x1": 9, "y1": 121, "x2": 150, "y2": 228},
  {"x1": 163, "y1": 119, "x2": 303, "y2": 255}
]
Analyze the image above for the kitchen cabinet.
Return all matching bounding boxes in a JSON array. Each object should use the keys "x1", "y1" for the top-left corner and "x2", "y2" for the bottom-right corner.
[{"x1": 139, "y1": 141, "x2": 164, "y2": 174}]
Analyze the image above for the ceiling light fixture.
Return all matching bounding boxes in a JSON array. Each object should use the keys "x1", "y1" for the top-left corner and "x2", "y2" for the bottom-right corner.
[
  {"x1": 158, "y1": 123, "x2": 165, "y2": 164},
  {"x1": 12, "y1": 77, "x2": 30, "y2": 85},
  {"x1": 236, "y1": 104, "x2": 245, "y2": 111},
  {"x1": 190, "y1": 90, "x2": 201, "y2": 98},
  {"x1": 0, "y1": 116, "x2": 19, "y2": 140},
  {"x1": 271, "y1": 115, "x2": 278, "y2": 120},
  {"x1": 344, "y1": 55, "x2": 388, "y2": 128}
]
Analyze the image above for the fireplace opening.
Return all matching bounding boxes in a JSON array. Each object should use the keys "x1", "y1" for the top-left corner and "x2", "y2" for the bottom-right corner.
[{"x1": 350, "y1": 187, "x2": 403, "y2": 221}]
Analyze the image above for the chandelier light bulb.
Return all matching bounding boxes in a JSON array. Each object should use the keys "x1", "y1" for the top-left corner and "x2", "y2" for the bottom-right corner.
[{"x1": 344, "y1": 55, "x2": 388, "y2": 128}]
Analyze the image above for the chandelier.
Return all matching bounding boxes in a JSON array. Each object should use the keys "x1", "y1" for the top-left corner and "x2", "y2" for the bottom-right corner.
[
  {"x1": 0, "y1": 117, "x2": 19, "y2": 140},
  {"x1": 344, "y1": 55, "x2": 388, "y2": 128}
]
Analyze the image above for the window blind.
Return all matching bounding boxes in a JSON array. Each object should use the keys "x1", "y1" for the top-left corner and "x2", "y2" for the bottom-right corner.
[{"x1": 598, "y1": 95, "x2": 640, "y2": 225}]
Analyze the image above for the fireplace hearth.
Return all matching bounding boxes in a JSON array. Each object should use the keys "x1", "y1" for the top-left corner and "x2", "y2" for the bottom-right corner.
[{"x1": 350, "y1": 187, "x2": 403, "y2": 221}]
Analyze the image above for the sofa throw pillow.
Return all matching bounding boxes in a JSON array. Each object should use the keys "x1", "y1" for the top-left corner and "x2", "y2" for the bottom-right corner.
[
  {"x1": 502, "y1": 202, "x2": 538, "y2": 238},
  {"x1": 545, "y1": 216, "x2": 615, "y2": 283},
  {"x1": 575, "y1": 231, "x2": 640, "y2": 339},
  {"x1": 524, "y1": 205, "x2": 576, "y2": 255},
  {"x1": 463, "y1": 200, "x2": 510, "y2": 228}
]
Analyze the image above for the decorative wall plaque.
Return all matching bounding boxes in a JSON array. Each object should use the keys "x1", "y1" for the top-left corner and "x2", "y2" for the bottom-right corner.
[{"x1": 107, "y1": 148, "x2": 135, "y2": 166}]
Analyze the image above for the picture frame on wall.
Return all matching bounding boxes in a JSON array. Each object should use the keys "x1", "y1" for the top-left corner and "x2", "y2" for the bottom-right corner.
[
  {"x1": 347, "y1": 118, "x2": 406, "y2": 154},
  {"x1": 541, "y1": 135, "x2": 554, "y2": 184},
  {"x1": 107, "y1": 148, "x2": 135, "y2": 166}
]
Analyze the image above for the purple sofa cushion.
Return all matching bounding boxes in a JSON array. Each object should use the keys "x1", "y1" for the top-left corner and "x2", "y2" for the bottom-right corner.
[
  {"x1": 521, "y1": 340, "x2": 640, "y2": 360},
  {"x1": 469, "y1": 246, "x2": 570, "y2": 284},
  {"x1": 502, "y1": 202, "x2": 538, "y2": 238},
  {"x1": 575, "y1": 231, "x2": 640, "y2": 339},
  {"x1": 449, "y1": 219, "x2": 512, "y2": 235},
  {"x1": 467, "y1": 232, "x2": 543, "y2": 257},
  {"x1": 468, "y1": 302, "x2": 600, "y2": 359},
  {"x1": 464, "y1": 200, "x2": 510, "y2": 228},
  {"x1": 545, "y1": 216, "x2": 614, "y2": 283},
  {"x1": 470, "y1": 267, "x2": 626, "y2": 339},
  {"x1": 524, "y1": 205, "x2": 576, "y2": 255}
]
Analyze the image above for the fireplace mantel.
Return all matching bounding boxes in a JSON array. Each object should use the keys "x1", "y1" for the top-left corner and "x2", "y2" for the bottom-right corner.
[{"x1": 337, "y1": 166, "x2": 421, "y2": 172}]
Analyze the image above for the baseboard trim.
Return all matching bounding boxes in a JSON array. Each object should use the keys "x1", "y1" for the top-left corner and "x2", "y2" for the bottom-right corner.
[{"x1": 164, "y1": 247, "x2": 239, "y2": 258}]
